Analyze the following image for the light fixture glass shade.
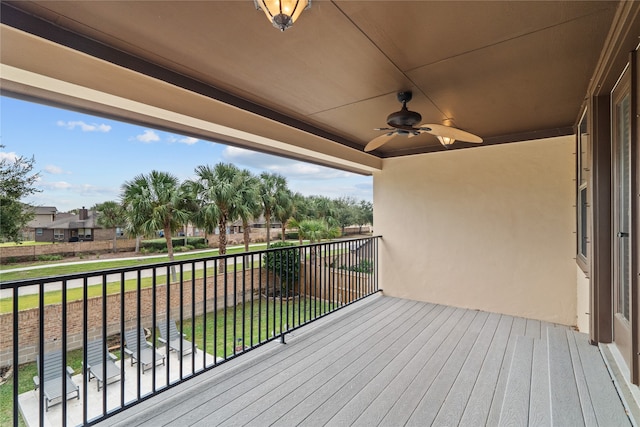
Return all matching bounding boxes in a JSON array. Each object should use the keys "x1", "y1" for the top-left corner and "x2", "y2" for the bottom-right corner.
[
  {"x1": 437, "y1": 135, "x2": 456, "y2": 147},
  {"x1": 255, "y1": 0, "x2": 311, "y2": 31}
]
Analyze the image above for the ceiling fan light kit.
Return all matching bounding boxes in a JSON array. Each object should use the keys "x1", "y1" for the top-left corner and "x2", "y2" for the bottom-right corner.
[
  {"x1": 437, "y1": 135, "x2": 456, "y2": 147},
  {"x1": 255, "y1": 0, "x2": 311, "y2": 31},
  {"x1": 365, "y1": 91, "x2": 483, "y2": 152}
]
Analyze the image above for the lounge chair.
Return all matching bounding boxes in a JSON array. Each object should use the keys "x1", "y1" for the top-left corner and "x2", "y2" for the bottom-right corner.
[
  {"x1": 123, "y1": 328, "x2": 165, "y2": 373},
  {"x1": 33, "y1": 350, "x2": 80, "y2": 411},
  {"x1": 84, "y1": 339, "x2": 121, "y2": 391},
  {"x1": 158, "y1": 319, "x2": 197, "y2": 358}
]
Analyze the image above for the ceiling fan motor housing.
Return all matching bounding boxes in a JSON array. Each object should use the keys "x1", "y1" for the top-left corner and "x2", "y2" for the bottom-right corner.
[
  {"x1": 387, "y1": 107, "x2": 422, "y2": 128},
  {"x1": 386, "y1": 91, "x2": 422, "y2": 128}
]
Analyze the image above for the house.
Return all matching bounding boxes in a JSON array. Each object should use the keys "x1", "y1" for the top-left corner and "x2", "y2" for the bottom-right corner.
[
  {"x1": 33, "y1": 207, "x2": 101, "y2": 242},
  {"x1": 2, "y1": 1, "x2": 639, "y2": 425},
  {"x1": 23, "y1": 206, "x2": 59, "y2": 240}
]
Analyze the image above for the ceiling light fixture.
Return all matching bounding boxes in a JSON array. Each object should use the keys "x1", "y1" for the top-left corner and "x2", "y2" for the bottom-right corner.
[
  {"x1": 254, "y1": 0, "x2": 311, "y2": 31},
  {"x1": 437, "y1": 135, "x2": 456, "y2": 148}
]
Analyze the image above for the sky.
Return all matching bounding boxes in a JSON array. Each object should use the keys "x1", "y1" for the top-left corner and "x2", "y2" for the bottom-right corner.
[{"x1": 0, "y1": 96, "x2": 372, "y2": 213}]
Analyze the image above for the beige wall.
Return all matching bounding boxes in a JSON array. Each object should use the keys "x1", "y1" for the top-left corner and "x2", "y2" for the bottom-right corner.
[
  {"x1": 576, "y1": 266, "x2": 590, "y2": 333},
  {"x1": 374, "y1": 136, "x2": 577, "y2": 325}
]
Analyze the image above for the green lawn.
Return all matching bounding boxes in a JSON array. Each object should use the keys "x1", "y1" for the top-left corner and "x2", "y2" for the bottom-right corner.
[
  {"x1": 0, "y1": 244, "x2": 274, "y2": 280},
  {"x1": 181, "y1": 297, "x2": 334, "y2": 358},
  {"x1": 0, "y1": 241, "x2": 52, "y2": 247},
  {"x1": 0, "y1": 261, "x2": 267, "y2": 314}
]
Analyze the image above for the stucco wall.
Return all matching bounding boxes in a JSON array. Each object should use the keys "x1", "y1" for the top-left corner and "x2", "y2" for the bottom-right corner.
[
  {"x1": 374, "y1": 136, "x2": 577, "y2": 325},
  {"x1": 576, "y1": 265, "x2": 590, "y2": 333}
]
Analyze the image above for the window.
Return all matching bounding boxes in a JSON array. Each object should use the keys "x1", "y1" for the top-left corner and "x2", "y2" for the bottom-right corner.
[
  {"x1": 116, "y1": 227, "x2": 124, "y2": 237},
  {"x1": 576, "y1": 108, "x2": 589, "y2": 266},
  {"x1": 36, "y1": 228, "x2": 43, "y2": 236},
  {"x1": 78, "y1": 228, "x2": 92, "y2": 238},
  {"x1": 54, "y1": 229, "x2": 64, "y2": 240}
]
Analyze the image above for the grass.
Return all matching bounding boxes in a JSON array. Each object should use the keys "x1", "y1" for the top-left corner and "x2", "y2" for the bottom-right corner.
[
  {"x1": 0, "y1": 298, "x2": 335, "y2": 426},
  {"x1": 0, "y1": 262, "x2": 267, "y2": 314},
  {"x1": 181, "y1": 297, "x2": 334, "y2": 358},
  {"x1": 0, "y1": 241, "x2": 52, "y2": 247},
  {"x1": 0, "y1": 244, "x2": 272, "y2": 281}
]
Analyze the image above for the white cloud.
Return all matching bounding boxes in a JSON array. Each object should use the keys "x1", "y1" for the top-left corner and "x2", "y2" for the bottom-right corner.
[
  {"x1": 39, "y1": 181, "x2": 73, "y2": 190},
  {"x1": 44, "y1": 165, "x2": 70, "y2": 175},
  {"x1": 135, "y1": 129, "x2": 161, "y2": 143},
  {"x1": 57, "y1": 120, "x2": 111, "y2": 132},
  {"x1": 168, "y1": 135, "x2": 199, "y2": 145},
  {"x1": 222, "y1": 146, "x2": 354, "y2": 180},
  {"x1": 0, "y1": 151, "x2": 19, "y2": 162},
  {"x1": 38, "y1": 180, "x2": 118, "y2": 197}
]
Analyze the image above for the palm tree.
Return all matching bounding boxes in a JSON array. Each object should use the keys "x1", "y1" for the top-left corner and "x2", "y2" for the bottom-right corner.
[
  {"x1": 298, "y1": 219, "x2": 328, "y2": 244},
  {"x1": 289, "y1": 192, "x2": 309, "y2": 245},
  {"x1": 236, "y1": 170, "x2": 261, "y2": 252},
  {"x1": 94, "y1": 201, "x2": 126, "y2": 253},
  {"x1": 259, "y1": 172, "x2": 288, "y2": 246},
  {"x1": 191, "y1": 163, "x2": 243, "y2": 267},
  {"x1": 274, "y1": 189, "x2": 294, "y2": 242},
  {"x1": 184, "y1": 179, "x2": 218, "y2": 248},
  {"x1": 121, "y1": 171, "x2": 192, "y2": 279}
]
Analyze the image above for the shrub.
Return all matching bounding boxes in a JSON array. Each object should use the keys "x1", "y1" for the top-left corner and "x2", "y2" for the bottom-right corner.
[
  {"x1": 264, "y1": 241, "x2": 300, "y2": 295},
  {"x1": 141, "y1": 237, "x2": 206, "y2": 251},
  {"x1": 36, "y1": 254, "x2": 63, "y2": 262},
  {"x1": 338, "y1": 259, "x2": 374, "y2": 274}
]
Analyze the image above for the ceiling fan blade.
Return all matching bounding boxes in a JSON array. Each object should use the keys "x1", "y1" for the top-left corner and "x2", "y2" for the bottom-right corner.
[
  {"x1": 421, "y1": 124, "x2": 483, "y2": 143},
  {"x1": 365, "y1": 132, "x2": 396, "y2": 152}
]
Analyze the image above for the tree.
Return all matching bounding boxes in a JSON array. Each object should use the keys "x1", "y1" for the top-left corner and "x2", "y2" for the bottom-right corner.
[
  {"x1": 288, "y1": 192, "x2": 309, "y2": 245},
  {"x1": 274, "y1": 189, "x2": 294, "y2": 242},
  {"x1": 189, "y1": 163, "x2": 244, "y2": 269},
  {"x1": 95, "y1": 201, "x2": 126, "y2": 253},
  {"x1": 357, "y1": 200, "x2": 373, "y2": 233},
  {"x1": 334, "y1": 196, "x2": 358, "y2": 235},
  {"x1": 308, "y1": 195, "x2": 338, "y2": 227},
  {"x1": 121, "y1": 171, "x2": 192, "y2": 279},
  {"x1": 0, "y1": 147, "x2": 40, "y2": 243},
  {"x1": 236, "y1": 170, "x2": 261, "y2": 252},
  {"x1": 259, "y1": 172, "x2": 288, "y2": 247}
]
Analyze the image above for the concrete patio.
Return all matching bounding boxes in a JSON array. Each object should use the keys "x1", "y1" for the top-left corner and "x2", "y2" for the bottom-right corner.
[
  {"x1": 18, "y1": 344, "x2": 216, "y2": 426},
  {"x1": 95, "y1": 295, "x2": 631, "y2": 427}
]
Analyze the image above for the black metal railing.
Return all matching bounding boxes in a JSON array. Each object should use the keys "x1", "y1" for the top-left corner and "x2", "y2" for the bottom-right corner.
[{"x1": 0, "y1": 236, "x2": 380, "y2": 426}]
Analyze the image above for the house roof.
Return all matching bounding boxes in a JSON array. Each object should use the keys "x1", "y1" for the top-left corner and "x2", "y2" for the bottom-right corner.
[
  {"x1": 0, "y1": 1, "x2": 629, "y2": 170},
  {"x1": 45, "y1": 210, "x2": 97, "y2": 230},
  {"x1": 32, "y1": 206, "x2": 57, "y2": 215}
]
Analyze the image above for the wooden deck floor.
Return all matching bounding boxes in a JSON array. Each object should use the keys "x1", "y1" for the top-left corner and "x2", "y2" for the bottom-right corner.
[{"x1": 99, "y1": 295, "x2": 630, "y2": 426}]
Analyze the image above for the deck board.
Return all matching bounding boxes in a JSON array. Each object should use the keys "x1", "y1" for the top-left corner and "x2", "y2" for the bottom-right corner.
[
  {"x1": 548, "y1": 326, "x2": 584, "y2": 425},
  {"x1": 528, "y1": 338, "x2": 550, "y2": 426},
  {"x1": 485, "y1": 316, "x2": 527, "y2": 426},
  {"x1": 572, "y1": 331, "x2": 631, "y2": 426},
  {"x1": 458, "y1": 314, "x2": 514, "y2": 426},
  {"x1": 498, "y1": 335, "x2": 534, "y2": 426},
  {"x1": 98, "y1": 296, "x2": 630, "y2": 427},
  {"x1": 566, "y1": 329, "x2": 598, "y2": 426},
  {"x1": 430, "y1": 312, "x2": 501, "y2": 427}
]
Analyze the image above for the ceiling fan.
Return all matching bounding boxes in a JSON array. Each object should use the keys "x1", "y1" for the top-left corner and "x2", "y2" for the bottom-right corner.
[{"x1": 364, "y1": 91, "x2": 483, "y2": 152}]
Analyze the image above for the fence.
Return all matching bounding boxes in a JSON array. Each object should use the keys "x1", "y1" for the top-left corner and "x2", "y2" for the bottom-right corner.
[{"x1": 1, "y1": 236, "x2": 380, "y2": 427}]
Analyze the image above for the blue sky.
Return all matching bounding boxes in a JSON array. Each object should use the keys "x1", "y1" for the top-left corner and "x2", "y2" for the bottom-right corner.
[{"x1": 1, "y1": 96, "x2": 372, "y2": 212}]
